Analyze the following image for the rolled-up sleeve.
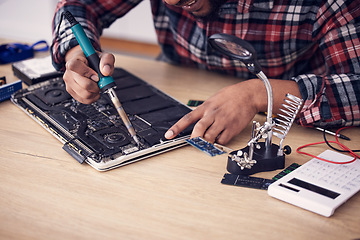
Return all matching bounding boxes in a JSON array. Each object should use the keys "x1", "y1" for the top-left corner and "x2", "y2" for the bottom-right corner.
[
  {"x1": 50, "y1": 0, "x2": 143, "y2": 71},
  {"x1": 294, "y1": 3, "x2": 360, "y2": 128}
]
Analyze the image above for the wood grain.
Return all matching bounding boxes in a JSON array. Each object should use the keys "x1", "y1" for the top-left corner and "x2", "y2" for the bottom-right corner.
[{"x1": 1, "y1": 53, "x2": 359, "y2": 240}]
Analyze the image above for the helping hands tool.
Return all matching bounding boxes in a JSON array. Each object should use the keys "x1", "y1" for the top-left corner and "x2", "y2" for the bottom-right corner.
[
  {"x1": 208, "y1": 33, "x2": 303, "y2": 175},
  {"x1": 62, "y1": 11, "x2": 141, "y2": 147}
]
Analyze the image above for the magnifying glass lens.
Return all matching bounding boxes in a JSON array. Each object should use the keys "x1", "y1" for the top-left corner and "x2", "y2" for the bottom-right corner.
[{"x1": 213, "y1": 39, "x2": 251, "y2": 57}]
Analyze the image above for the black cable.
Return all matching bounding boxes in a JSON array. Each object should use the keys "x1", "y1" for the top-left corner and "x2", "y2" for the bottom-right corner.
[{"x1": 323, "y1": 128, "x2": 360, "y2": 153}]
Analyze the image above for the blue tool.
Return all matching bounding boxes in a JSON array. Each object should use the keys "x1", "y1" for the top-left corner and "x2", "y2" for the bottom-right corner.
[{"x1": 63, "y1": 11, "x2": 140, "y2": 147}]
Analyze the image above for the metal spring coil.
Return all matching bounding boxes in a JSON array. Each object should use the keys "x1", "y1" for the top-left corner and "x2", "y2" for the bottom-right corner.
[{"x1": 273, "y1": 93, "x2": 303, "y2": 155}]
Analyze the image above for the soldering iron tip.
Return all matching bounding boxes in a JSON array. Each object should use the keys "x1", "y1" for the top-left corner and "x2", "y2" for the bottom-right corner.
[{"x1": 133, "y1": 135, "x2": 141, "y2": 148}]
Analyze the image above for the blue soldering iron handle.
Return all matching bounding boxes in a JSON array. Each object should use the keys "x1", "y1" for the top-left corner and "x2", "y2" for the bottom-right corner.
[{"x1": 67, "y1": 15, "x2": 115, "y2": 91}]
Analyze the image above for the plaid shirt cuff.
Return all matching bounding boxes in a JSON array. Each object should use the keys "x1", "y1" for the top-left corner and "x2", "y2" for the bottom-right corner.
[
  {"x1": 51, "y1": 8, "x2": 101, "y2": 71},
  {"x1": 293, "y1": 73, "x2": 360, "y2": 127}
]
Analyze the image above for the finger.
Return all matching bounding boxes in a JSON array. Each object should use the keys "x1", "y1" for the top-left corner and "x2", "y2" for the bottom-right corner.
[
  {"x1": 66, "y1": 57, "x2": 99, "y2": 82},
  {"x1": 214, "y1": 129, "x2": 232, "y2": 145},
  {"x1": 164, "y1": 110, "x2": 202, "y2": 139},
  {"x1": 99, "y1": 52, "x2": 115, "y2": 76},
  {"x1": 67, "y1": 87, "x2": 100, "y2": 104},
  {"x1": 191, "y1": 116, "x2": 215, "y2": 140},
  {"x1": 214, "y1": 117, "x2": 250, "y2": 145},
  {"x1": 65, "y1": 60, "x2": 100, "y2": 92},
  {"x1": 63, "y1": 70, "x2": 100, "y2": 104},
  {"x1": 64, "y1": 70, "x2": 100, "y2": 96},
  {"x1": 64, "y1": 79, "x2": 100, "y2": 104},
  {"x1": 202, "y1": 120, "x2": 225, "y2": 143}
]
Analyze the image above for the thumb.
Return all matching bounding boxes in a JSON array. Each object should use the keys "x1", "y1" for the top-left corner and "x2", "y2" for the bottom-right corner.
[{"x1": 99, "y1": 52, "x2": 115, "y2": 76}]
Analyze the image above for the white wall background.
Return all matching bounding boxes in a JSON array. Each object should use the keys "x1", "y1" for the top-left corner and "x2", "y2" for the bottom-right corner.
[{"x1": 0, "y1": 0, "x2": 157, "y2": 44}]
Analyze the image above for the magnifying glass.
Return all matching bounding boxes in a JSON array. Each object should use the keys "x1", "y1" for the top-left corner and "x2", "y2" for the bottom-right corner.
[{"x1": 208, "y1": 33, "x2": 273, "y2": 147}]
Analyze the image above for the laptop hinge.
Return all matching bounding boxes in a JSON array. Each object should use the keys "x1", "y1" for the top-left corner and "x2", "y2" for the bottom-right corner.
[{"x1": 63, "y1": 142, "x2": 86, "y2": 164}]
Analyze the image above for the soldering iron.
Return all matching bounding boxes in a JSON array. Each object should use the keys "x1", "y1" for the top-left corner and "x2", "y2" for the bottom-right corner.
[{"x1": 62, "y1": 11, "x2": 141, "y2": 147}]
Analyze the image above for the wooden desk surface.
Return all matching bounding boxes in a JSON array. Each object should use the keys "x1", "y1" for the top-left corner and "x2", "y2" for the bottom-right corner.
[{"x1": 1, "y1": 54, "x2": 359, "y2": 240}]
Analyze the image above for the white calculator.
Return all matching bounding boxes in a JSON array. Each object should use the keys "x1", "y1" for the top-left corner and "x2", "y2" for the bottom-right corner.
[{"x1": 268, "y1": 150, "x2": 360, "y2": 217}]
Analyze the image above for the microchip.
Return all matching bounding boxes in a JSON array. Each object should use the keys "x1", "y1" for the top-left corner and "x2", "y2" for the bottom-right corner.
[
  {"x1": 272, "y1": 163, "x2": 301, "y2": 181},
  {"x1": 186, "y1": 137, "x2": 225, "y2": 157},
  {"x1": 187, "y1": 99, "x2": 204, "y2": 107}
]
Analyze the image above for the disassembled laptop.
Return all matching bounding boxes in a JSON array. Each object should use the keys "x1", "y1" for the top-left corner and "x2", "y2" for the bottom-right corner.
[{"x1": 11, "y1": 68, "x2": 193, "y2": 171}]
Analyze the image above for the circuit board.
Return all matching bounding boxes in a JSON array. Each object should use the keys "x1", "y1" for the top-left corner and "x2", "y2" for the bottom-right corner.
[
  {"x1": 11, "y1": 68, "x2": 193, "y2": 171},
  {"x1": 186, "y1": 137, "x2": 226, "y2": 156},
  {"x1": 221, "y1": 163, "x2": 302, "y2": 190}
]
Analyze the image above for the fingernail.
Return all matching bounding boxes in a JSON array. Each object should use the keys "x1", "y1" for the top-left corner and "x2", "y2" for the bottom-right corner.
[
  {"x1": 164, "y1": 130, "x2": 174, "y2": 139},
  {"x1": 103, "y1": 65, "x2": 111, "y2": 75},
  {"x1": 91, "y1": 75, "x2": 99, "y2": 81}
]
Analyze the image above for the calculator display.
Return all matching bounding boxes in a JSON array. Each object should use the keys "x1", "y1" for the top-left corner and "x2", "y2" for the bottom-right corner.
[{"x1": 288, "y1": 178, "x2": 340, "y2": 199}]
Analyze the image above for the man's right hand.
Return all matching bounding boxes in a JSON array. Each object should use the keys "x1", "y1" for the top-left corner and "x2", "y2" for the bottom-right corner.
[{"x1": 63, "y1": 45, "x2": 116, "y2": 104}]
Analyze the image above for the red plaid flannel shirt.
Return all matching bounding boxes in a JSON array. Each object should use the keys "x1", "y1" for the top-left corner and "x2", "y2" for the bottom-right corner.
[{"x1": 52, "y1": 0, "x2": 360, "y2": 128}]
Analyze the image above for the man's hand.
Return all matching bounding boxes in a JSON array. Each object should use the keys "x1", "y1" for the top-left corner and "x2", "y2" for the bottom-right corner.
[
  {"x1": 63, "y1": 45, "x2": 115, "y2": 104},
  {"x1": 165, "y1": 78, "x2": 301, "y2": 145}
]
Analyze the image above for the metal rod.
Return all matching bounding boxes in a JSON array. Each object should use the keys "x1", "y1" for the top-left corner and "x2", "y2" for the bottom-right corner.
[{"x1": 256, "y1": 71, "x2": 273, "y2": 148}]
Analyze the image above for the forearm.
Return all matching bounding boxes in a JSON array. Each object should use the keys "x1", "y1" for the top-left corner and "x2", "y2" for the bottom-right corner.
[
  {"x1": 65, "y1": 45, "x2": 84, "y2": 62},
  {"x1": 250, "y1": 78, "x2": 301, "y2": 115},
  {"x1": 51, "y1": 1, "x2": 102, "y2": 71},
  {"x1": 51, "y1": 0, "x2": 140, "y2": 71}
]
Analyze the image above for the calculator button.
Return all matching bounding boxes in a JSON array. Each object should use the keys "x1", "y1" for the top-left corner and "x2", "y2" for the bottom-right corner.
[{"x1": 341, "y1": 185, "x2": 352, "y2": 191}]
